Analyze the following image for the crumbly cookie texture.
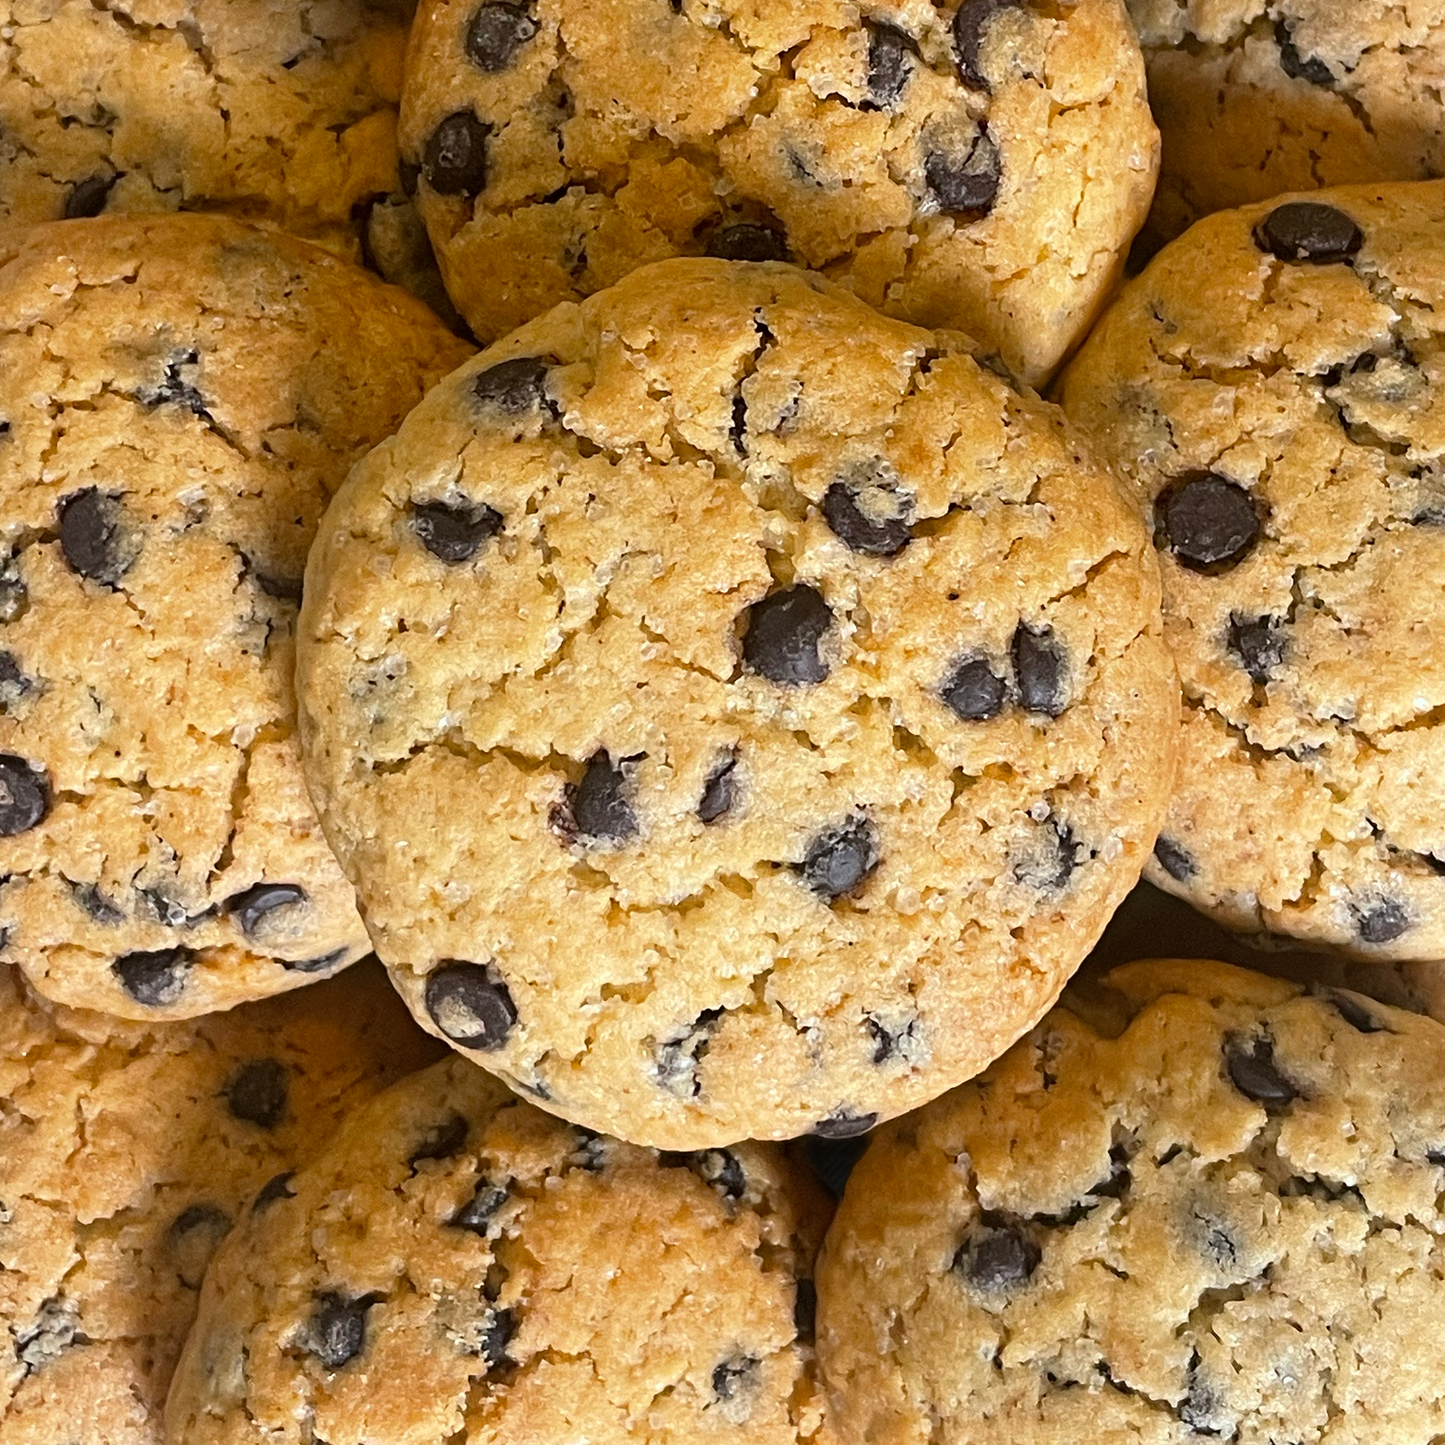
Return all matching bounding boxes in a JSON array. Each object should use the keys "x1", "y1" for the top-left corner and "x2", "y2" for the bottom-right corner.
[
  {"x1": 165, "y1": 1055, "x2": 831, "y2": 1445},
  {"x1": 1060, "y1": 182, "x2": 1445, "y2": 962},
  {"x1": 296, "y1": 257, "x2": 1176, "y2": 1148},
  {"x1": 817, "y1": 957, "x2": 1445, "y2": 1445},
  {"x1": 399, "y1": 0, "x2": 1159, "y2": 387},
  {"x1": 1130, "y1": 0, "x2": 1445, "y2": 252},
  {"x1": 0, "y1": 956, "x2": 443, "y2": 1445},
  {"x1": 0, "y1": 213, "x2": 472, "y2": 1020}
]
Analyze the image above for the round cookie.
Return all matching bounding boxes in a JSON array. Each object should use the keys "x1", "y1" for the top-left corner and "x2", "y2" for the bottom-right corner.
[
  {"x1": 0, "y1": 214, "x2": 472, "y2": 1020},
  {"x1": 0, "y1": 956, "x2": 443, "y2": 1445},
  {"x1": 1060, "y1": 182, "x2": 1445, "y2": 962},
  {"x1": 164, "y1": 1054, "x2": 831, "y2": 1445},
  {"x1": 1130, "y1": 0, "x2": 1445, "y2": 253},
  {"x1": 399, "y1": 0, "x2": 1160, "y2": 387},
  {"x1": 296, "y1": 256, "x2": 1177, "y2": 1148},
  {"x1": 816, "y1": 958, "x2": 1445, "y2": 1445}
]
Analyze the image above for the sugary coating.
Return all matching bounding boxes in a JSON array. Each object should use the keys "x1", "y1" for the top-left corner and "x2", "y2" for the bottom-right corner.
[
  {"x1": 296, "y1": 257, "x2": 1176, "y2": 1148},
  {"x1": 0, "y1": 214, "x2": 472, "y2": 1019},
  {"x1": 165, "y1": 1055, "x2": 831, "y2": 1445},
  {"x1": 817, "y1": 958, "x2": 1445, "y2": 1445},
  {"x1": 1131, "y1": 0, "x2": 1445, "y2": 251},
  {"x1": 399, "y1": 0, "x2": 1159, "y2": 386},
  {"x1": 1060, "y1": 182, "x2": 1445, "y2": 962},
  {"x1": 0, "y1": 956, "x2": 443, "y2": 1445}
]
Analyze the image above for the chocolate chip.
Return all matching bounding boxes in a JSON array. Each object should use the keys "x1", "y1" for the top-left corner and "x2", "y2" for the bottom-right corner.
[
  {"x1": 571, "y1": 1127, "x2": 608, "y2": 1171},
  {"x1": 113, "y1": 947, "x2": 194, "y2": 1007},
  {"x1": 653, "y1": 1007, "x2": 723, "y2": 1097},
  {"x1": 803, "y1": 1134, "x2": 869, "y2": 1197},
  {"x1": 0, "y1": 755, "x2": 49, "y2": 836},
  {"x1": 423, "y1": 110, "x2": 491, "y2": 196},
  {"x1": 572, "y1": 750, "x2": 639, "y2": 843},
  {"x1": 71, "y1": 881, "x2": 122, "y2": 925},
  {"x1": 1015, "y1": 816, "x2": 1081, "y2": 893},
  {"x1": 170, "y1": 1203, "x2": 231, "y2": 1288},
  {"x1": 706, "y1": 222, "x2": 790, "y2": 263},
  {"x1": 306, "y1": 1292, "x2": 379, "y2": 1370},
  {"x1": 954, "y1": 1214, "x2": 1040, "y2": 1292},
  {"x1": 821, "y1": 476, "x2": 914, "y2": 556},
  {"x1": 730, "y1": 393, "x2": 749, "y2": 453},
  {"x1": 1314, "y1": 986, "x2": 1384, "y2": 1034},
  {"x1": 140, "y1": 349, "x2": 211, "y2": 418},
  {"x1": 866, "y1": 1013, "x2": 917, "y2": 1064},
  {"x1": 801, "y1": 816, "x2": 880, "y2": 901},
  {"x1": 254, "y1": 1172, "x2": 296, "y2": 1211},
  {"x1": 64, "y1": 173, "x2": 116, "y2": 219},
  {"x1": 425, "y1": 961, "x2": 518, "y2": 1051},
  {"x1": 742, "y1": 584, "x2": 833, "y2": 685},
  {"x1": 224, "y1": 882, "x2": 307, "y2": 940},
  {"x1": 280, "y1": 947, "x2": 348, "y2": 974},
  {"x1": 224, "y1": 1059, "x2": 288, "y2": 1129},
  {"x1": 15, "y1": 1296, "x2": 78, "y2": 1373},
  {"x1": 1275, "y1": 19, "x2": 1333, "y2": 86},
  {"x1": 794, "y1": 1278, "x2": 817, "y2": 1342},
  {"x1": 1224, "y1": 1034, "x2": 1298, "y2": 1108},
  {"x1": 1152, "y1": 836, "x2": 1196, "y2": 882},
  {"x1": 411, "y1": 498, "x2": 504, "y2": 563},
  {"x1": 940, "y1": 655, "x2": 1007, "y2": 721},
  {"x1": 1355, "y1": 895, "x2": 1411, "y2": 944},
  {"x1": 1011, "y1": 622, "x2": 1069, "y2": 716},
  {"x1": 697, "y1": 753, "x2": 739, "y2": 824},
  {"x1": 1254, "y1": 201, "x2": 1363, "y2": 264},
  {"x1": 712, "y1": 1355, "x2": 759, "y2": 1401},
  {"x1": 925, "y1": 126, "x2": 1001, "y2": 219},
  {"x1": 473, "y1": 356, "x2": 555, "y2": 415},
  {"x1": 864, "y1": 20, "x2": 919, "y2": 108},
  {"x1": 1179, "y1": 1357, "x2": 1231, "y2": 1435},
  {"x1": 813, "y1": 1107, "x2": 878, "y2": 1139},
  {"x1": 58, "y1": 488, "x2": 139, "y2": 585},
  {"x1": 451, "y1": 1178, "x2": 510, "y2": 1234},
  {"x1": 1227, "y1": 613, "x2": 1288, "y2": 685},
  {"x1": 479, "y1": 1307, "x2": 516, "y2": 1368},
  {"x1": 465, "y1": 2, "x2": 537, "y2": 71},
  {"x1": 952, "y1": 0, "x2": 1021, "y2": 88},
  {"x1": 410, "y1": 1113, "x2": 469, "y2": 1166},
  {"x1": 1158, "y1": 474, "x2": 1261, "y2": 573},
  {"x1": 694, "y1": 1148, "x2": 746, "y2": 1201}
]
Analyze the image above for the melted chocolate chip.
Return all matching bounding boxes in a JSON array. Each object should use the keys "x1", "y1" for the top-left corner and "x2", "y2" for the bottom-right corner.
[
  {"x1": 1224, "y1": 1034, "x2": 1298, "y2": 1108},
  {"x1": 1355, "y1": 895, "x2": 1411, "y2": 944},
  {"x1": 1152, "y1": 835, "x2": 1197, "y2": 882},
  {"x1": 954, "y1": 1214, "x2": 1040, "y2": 1291},
  {"x1": 280, "y1": 947, "x2": 348, "y2": 975},
  {"x1": 1011, "y1": 622, "x2": 1069, "y2": 716},
  {"x1": 411, "y1": 497, "x2": 504, "y2": 563},
  {"x1": 794, "y1": 1278, "x2": 817, "y2": 1342},
  {"x1": 572, "y1": 750, "x2": 640, "y2": 843},
  {"x1": 423, "y1": 111, "x2": 491, "y2": 196},
  {"x1": 742, "y1": 584, "x2": 833, "y2": 685},
  {"x1": 821, "y1": 477, "x2": 914, "y2": 556},
  {"x1": 694, "y1": 1148, "x2": 746, "y2": 1201},
  {"x1": 14, "y1": 1296, "x2": 77, "y2": 1372},
  {"x1": 306, "y1": 1292, "x2": 379, "y2": 1370},
  {"x1": 64, "y1": 173, "x2": 116, "y2": 219},
  {"x1": 706, "y1": 222, "x2": 790, "y2": 263},
  {"x1": 813, "y1": 1107, "x2": 878, "y2": 1139},
  {"x1": 473, "y1": 356, "x2": 555, "y2": 415},
  {"x1": 452, "y1": 1178, "x2": 510, "y2": 1234},
  {"x1": 953, "y1": 0, "x2": 1021, "y2": 88},
  {"x1": 864, "y1": 20, "x2": 919, "y2": 108},
  {"x1": 801, "y1": 815, "x2": 880, "y2": 901},
  {"x1": 141, "y1": 349, "x2": 211, "y2": 418},
  {"x1": 424, "y1": 961, "x2": 518, "y2": 1050},
  {"x1": 58, "y1": 489, "x2": 139, "y2": 586},
  {"x1": 0, "y1": 755, "x2": 48, "y2": 836},
  {"x1": 925, "y1": 126, "x2": 1002, "y2": 219},
  {"x1": 1254, "y1": 201, "x2": 1363, "y2": 264},
  {"x1": 1323, "y1": 988, "x2": 1384, "y2": 1034},
  {"x1": 224, "y1": 882, "x2": 307, "y2": 940},
  {"x1": 697, "y1": 753, "x2": 739, "y2": 824},
  {"x1": 940, "y1": 655, "x2": 1007, "y2": 721},
  {"x1": 410, "y1": 1113, "x2": 470, "y2": 1166},
  {"x1": 224, "y1": 1059, "x2": 289, "y2": 1129},
  {"x1": 1016, "y1": 816, "x2": 1081, "y2": 894},
  {"x1": 1158, "y1": 474, "x2": 1261, "y2": 573},
  {"x1": 72, "y1": 882, "x2": 123, "y2": 925},
  {"x1": 1228, "y1": 613, "x2": 1288, "y2": 685},
  {"x1": 1275, "y1": 20, "x2": 1333, "y2": 86},
  {"x1": 653, "y1": 1007, "x2": 723, "y2": 1097},
  {"x1": 465, "y1": 2, "x2": 537, "y2": 71},
  {"x1": 479, "y1": 1307, "x2": 516, "y2": 1368},
  {"x1": 712, "y1": 1355, "x2": 759, "y2": 1401},
  {"x1": 866, "y1": 1014, "x2": 916, "y2": 1064},
  {"x1": 170, "y1": 1203, "x2": 231, "y2": 1288},
  {"x1": 803, "y1": 1134, "x2": 870, "y2": 1197},
  {"x1": 113, "y1": 947, "x2": 194, "y2": 1008},
  {"x1": 1179, "y1": 1357, "x2": 1231, "y2": 1435},
  {"x1": 254, "y1": 1172, "x2": 297, "y2": 1211}
]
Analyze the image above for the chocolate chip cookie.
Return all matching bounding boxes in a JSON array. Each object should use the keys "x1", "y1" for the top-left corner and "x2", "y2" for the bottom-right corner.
[
  {"x1": 0, "y1": 956, "x2": 442, "y2": 1445},
  {"x1": 399, "y1": 0, "x2": 1159, "y2": 386},
  {"x1": 1131, "y1": 0, "x2": 1445, "y2": 252},
  {"x1": 817, "y1": 958, "x2": 1445, "y2": 1444},
  {"x1": 1060, "y1": 182, "x2": 1445, "y2": 962},
  {"x1": 164, "y1": 1054, "x2": 830, "y2": 1445},
  {"x1": 296, "y1": 257, "x2": 1177, "y2": 1148},
  {"x1": 0, "y1": 214, "x2": 471, "y2": 1020}
]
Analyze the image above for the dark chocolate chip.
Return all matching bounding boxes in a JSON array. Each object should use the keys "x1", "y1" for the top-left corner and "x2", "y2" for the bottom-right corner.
[
  {"x1": 423, "y1": 110, "x2": 491, "y2": 196},
  {"x1": 1355, "y1": 895, "x2": 1411, "y2": 944},
  {"x1": 254, "y1": 1172, "x2": 297, "y2": 1211},
  {"x1": 940, "y1": 655, "x2": 1007, "y2": 721},
  {"x1": 410, "y1": 1113, "x2": 470, "y2": 1166},
  {"x1": 479, "y1": 1307, "x2": 516, "y2": 1368},
  {"x1": 925, "y1": 125, "x2": 1002, "y2": 219},
  {"x1": 64, "y1": 173, "x2": 117, "y2": 219},
  {"x1": 172, "y1": 1202, "x2": 229, "y2": 1236},
  {"x1": 452, "y1": 1178, "x2": 510, "y2": 1234},
  {"x1": 1158, "y1": 473, "x2": 1261, "y2": 573},
  {"x1": 224, "y1": 882, "x2": 307, "y2": 940},
  {"x1": 821, "y1": 477, "x2": 914, "y2": 556},
  {"x1": 1254, "y1": 201, "x2": 1363, "y2": 264},
  {"x1": 58, "y1": 488, "x2": 139, "y2": 585},
  {"x1": 0, "y1": 754, "x2": 49, "y2": 836},
  {"x1": 224, "y1": 1059, "x2": 289, "y2": 1129},
  {"x1": 1015, "y1": 816, "x2": 1080, "y2": 893},
  {"x1": 864, "y1": 20, "x2": 919, "y2": 108},
  {"x1": 706, "y1": 222, "x2": 789, "y2": 263},
  {"x1": 1322, "y1": 988, "x2": 1384, "y2": 1034},
  {"x1": 425, "y1": 961, "x2": 518, "y2": 1051},
  {"x1": 793, "y1": 1278, "x2": 817, "y2": 1342},
  {"x1": 742, "y1": 584, "x2": 833, "y2": 685},
  {"x1": 954, "y1": 1214, "x2": 1040, "y2": 1291},
  {"x1": 411, "y1": 497, "x2": 504, "y2": 563},
  {"x1": 306, "y1": 1291, "x2": 379, "y2": 1370},
  {"x1": 113, "y1": 947, "x2": 194, "y2": 1007},
  {"x1": 952, "y1": 0, "x2": 1022, "y2": 88},
  {"x1": 697, "y1": 753, "x2": 739, "y2": 824},
  {"x1": 465, "y1": 2, "x2": 537, "y2": 71},
  {"x1": 170, "y1": 1203, "x2": 231, "y2": 1288},
  {"x1": 473, "y1": 356, "x2": 555, "y2": 415},
  {"x1": 141, "y1": 349, "x2": 211, "y2": 418},
  {"x1": 1152, "y1": 835, "x2": 1197, "y2": 882},
  {"x1": 1275, "y1": 19, "x2": 1333, "y2": 86},
  {"x1": 712, "y1": 1355, "x2": 759, "y2": 1401},
  {"x1": 14, "y1": 1296, "x2": 77, "y2": 1373},
  {"x1": 653, "y1": 1007, "x2": 723, "y2": 1097},
  {"x1": 1227, "y1": 613, "x2": 1288, "y2": 685},
  {"x1": 801, "y1": 815, "x2": 880, "y2": 901},
  {"x1": 694, "y1": 1148, "x2": 746, "y2": 1201},
  {"x1": 1011, "y1": 622, "x2": 1069, "y2": 716},
  {"x1": 1179, "y1": 1356, "x2": 1231, "y2": 1435},
  {"x1": 71, "y1": 881, "x2": 123, "y2": 925},
  {"x1": 1223, "y1": 1034, "x2": 1298, "y2": 1108},
  {"x1": 279, "y1": 947, "x2": 348, "y2": 974},
  {"x1": 866, "y1": 1013, "x2": 916, "y2": 1064},
  {"x1": 803, "y1": 1134, "x2": 869, "y2": 1198},
  {"x1": 813, "y1": 1107, "x2": 878, "y2": 1139},
  {"x1": 573, "y1": 750, "x2": 640, "y2": 843}
]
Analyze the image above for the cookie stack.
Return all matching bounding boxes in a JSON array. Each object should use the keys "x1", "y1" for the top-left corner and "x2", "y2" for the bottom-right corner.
[{"x1": 2, "y1": 2, "x2": 1444, "y2": 1443}]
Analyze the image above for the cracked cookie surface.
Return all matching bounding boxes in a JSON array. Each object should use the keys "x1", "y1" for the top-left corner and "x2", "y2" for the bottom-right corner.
[
  {"x1": 816, "y1": 958, "x2": 1445, "y2": 1445},
  {"x1": 399, "y1": 0, "x2": 1159, "y2": 387},
  {"x1": 296, "y1": 257, "x2": 1176, "y2": 1148},
  {"x1": 0, "y1": 956, "x2": 442, "y2": 1445},
  {"x1": 1130, "y1": 0, "x2": 1445, "y2": 252},
  {"x1": 1061, "y1": 182, "x2": 1445, "y2": 962},
  {"x1": 164, "y1": 1054, "x2": 831, "y2": 1445},
  {"x1": 0, "y1": 213, "x2": 471, "y2": 1019}
]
